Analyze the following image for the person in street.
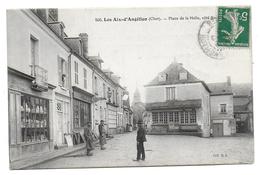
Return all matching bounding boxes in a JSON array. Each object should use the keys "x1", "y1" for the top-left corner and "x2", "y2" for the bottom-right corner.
[
  {"x1": 98, "y1": 120, "x2": 107, "y2": 150},
  {"x1": 135, "y1": 119, "x2": 147, "y2": 161},
  {"x1": 83, "y1": 121, "x2": 95, "y2": 156}
]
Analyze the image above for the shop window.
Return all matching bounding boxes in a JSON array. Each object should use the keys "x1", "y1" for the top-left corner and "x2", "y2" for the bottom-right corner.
[
  {"x1": 180, "y1": 112, "x2": 185, "y2": 124},
  {"x1": 185, "y1": 111, "x2": 189, "y2": 123},
  {"x1": 190, "y1": 110, "x2": 196, "y2": 123},
  {"x1": 163, "y1": 112, "x2": 168, "y2": 124},
  {"x1": 174, "y1": 112, "x2": 179, "y2": 123},
  {"x1": 21, "y1": 95, "x2": 49, "y2": 143},
  {"x1": 159, "y1": 112, "x2": 164, "y2": 123},
  {"x1": 169, "y1": 112, "x2": 174, "y2": 122},
  {"x1": 152, "y1": 112, "x2": 158, "y2": 123},
  {"x1": 73, "y1": 99, "x2": 91, "y2": 128}
]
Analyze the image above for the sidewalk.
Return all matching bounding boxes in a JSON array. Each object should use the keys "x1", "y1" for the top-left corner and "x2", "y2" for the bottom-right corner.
[{"x1": 10, "y1": 143, "x2": 86, "y2": 170}]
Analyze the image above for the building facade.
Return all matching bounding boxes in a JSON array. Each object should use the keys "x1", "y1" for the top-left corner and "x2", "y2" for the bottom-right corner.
[
  {"x1": 7, "y1": 9, "x2": 73, "y2": 160},
  {"x1": 208, "y1": 80, "x2": 236, "y2": 136},
  {"x1": 144, "y1": 62, "x2": 211, "y2": 137},
  {"x1": 7, "y1": 9, "x2": 131, "y2": 162}
]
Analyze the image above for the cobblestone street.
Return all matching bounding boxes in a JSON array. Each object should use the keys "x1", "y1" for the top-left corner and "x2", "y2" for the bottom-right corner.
[{"x1": 30, "y1": 131, "x2": 254, "y2": 169}]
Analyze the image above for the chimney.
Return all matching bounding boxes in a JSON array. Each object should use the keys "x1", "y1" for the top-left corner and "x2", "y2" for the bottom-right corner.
[
  {"x1": 79, "y1": 33, "x2": 88, "y2": 58},
  {"x1": 227, "y1": 76, "x2": 231, "y2": 86},
  {"x1": 89, "y1": 55, "x2": 103, "y2": 69}
]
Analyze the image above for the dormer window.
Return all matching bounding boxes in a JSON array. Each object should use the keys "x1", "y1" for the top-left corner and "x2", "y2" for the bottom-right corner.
[
  {"x1": 179, "y1": 72, "x2": 187, "y2": 80},
  {"x1": 159, "y1": 73, "x2": 167, "y2": 82}
]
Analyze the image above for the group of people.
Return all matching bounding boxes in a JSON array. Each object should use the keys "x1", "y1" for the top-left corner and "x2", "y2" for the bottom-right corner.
[
  {"x1": 83, "y1": 120, "x2": 106, "y2": 156},
  {"x1": 83, "y1": 119, "x2": 147, "y2": 161}
]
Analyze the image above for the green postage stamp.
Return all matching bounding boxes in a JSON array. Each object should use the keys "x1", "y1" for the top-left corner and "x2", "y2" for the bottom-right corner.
[{"x1": 217, "y1": 7, "x2": 250, "y2": 47}]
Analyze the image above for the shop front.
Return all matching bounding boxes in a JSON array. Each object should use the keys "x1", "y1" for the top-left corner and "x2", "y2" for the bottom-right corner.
[
  {"x1": 72, "y1": 87, "x2": 93, "y2": 134},
  {"x1": 8, "y1": 68, "x2": 55, "y2": 161}
]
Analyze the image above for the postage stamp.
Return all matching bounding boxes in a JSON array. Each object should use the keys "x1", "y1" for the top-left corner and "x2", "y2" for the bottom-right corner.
[{"x1": 217, "y1": 7, "x2": 250, "y2": 47}]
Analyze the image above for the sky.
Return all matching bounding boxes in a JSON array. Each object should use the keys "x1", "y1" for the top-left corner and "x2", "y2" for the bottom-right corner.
[{"x1": 58, "y1": 7, "x2": 252, "y2": 103}]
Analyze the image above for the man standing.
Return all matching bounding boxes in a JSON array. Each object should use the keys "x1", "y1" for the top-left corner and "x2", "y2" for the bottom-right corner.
[
  {"x1": 98, "y1": 120, "x2": 107, "y2": 150},
  {"x1": 83, "y1": 121, "x2": 95, "y2": 156},
  {"x1": 135, "y1": 119, "x2": 147, "y2": 161}
]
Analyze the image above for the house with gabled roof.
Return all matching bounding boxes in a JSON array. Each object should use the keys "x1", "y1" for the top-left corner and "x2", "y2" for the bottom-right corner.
[
  {"x1": 144, "y1": 62, "x2": 211, "y2": 137},
  {"x1": 208, "y1": 77, "x2": 236, "y2": 136}
]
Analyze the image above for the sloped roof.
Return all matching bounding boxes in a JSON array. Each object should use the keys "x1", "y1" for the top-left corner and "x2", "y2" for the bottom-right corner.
[
  {"x1": 145, "y1": 99, "x2": 202, "y2": 110},
  {"x1": 232, "y1": 83, "x2": 253, "y2": 96},
  {"x1": 145, "y1": 62, "x2": 201, "y2": 86},
  {"x1": 64, "y1": 37, "x2": 81, "y2": 54},
  {"x1": 207, "y1": 82, "x2": 232, "y2": 95}
]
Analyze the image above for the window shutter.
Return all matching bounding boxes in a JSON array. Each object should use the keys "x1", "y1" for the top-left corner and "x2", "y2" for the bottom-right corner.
[
  {"x1": 58, "y1": 57, "x2": 62, "y2": 85},
  {"x1": 64, "y1": 61, "x2": 68, "y2": 88}
]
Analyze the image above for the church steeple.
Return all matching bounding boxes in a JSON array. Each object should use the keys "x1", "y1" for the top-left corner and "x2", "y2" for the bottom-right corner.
[{"x1": 132, "y1": 87, "x2": 141, "y2": 105}]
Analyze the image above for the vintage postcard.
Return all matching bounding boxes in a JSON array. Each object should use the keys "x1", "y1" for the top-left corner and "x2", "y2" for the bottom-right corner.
[{"x1": 7, "y1": 6, "x2": 253, "y2": 169}]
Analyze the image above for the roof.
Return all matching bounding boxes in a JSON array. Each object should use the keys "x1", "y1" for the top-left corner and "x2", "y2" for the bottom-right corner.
[
  {"x1": 145, "y1": 62, "x2": 201, "y2": 86},
  {"x1": 207, "y1": 82, "x2": 232, "y2": 96},
  {"x1": 64, "y1": 37, "x2": 81, "y2": 54},
  {"x1": 145, "y1": 99, "x2": 202, "y2": 110},
  {"x1": 232, "y1": 83, "x2": 253, "y2": 96},
  {"x1": 233, "y1": 96, "x2": 251, "y2": 112}
]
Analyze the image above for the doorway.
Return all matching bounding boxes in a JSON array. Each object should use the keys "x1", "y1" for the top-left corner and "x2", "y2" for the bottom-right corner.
[{"x1": 212, "y1": 123, "x2": 223, "y2": 137}]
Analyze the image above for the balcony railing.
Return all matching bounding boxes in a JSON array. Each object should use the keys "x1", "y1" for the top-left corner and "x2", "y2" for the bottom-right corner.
[{"x1": 30, "y1": 65, "x2": 48, "y2": 91}]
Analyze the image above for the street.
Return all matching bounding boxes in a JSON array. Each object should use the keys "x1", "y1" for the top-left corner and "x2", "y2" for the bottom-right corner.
[{"x1": 30, "y1": 131, "x2": 254, "y2": 169}]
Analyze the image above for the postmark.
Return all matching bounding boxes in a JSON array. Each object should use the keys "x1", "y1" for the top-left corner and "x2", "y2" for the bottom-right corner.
[
  {"x1": 198, "y1": 20, "x2": 224, "y2": 60},
  {"x1": 217, "y1": 7, "x2": 250, "y2": 47}
]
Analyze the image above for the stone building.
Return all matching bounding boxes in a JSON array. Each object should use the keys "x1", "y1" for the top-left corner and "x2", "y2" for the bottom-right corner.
[
  {"x1": 144, "y1": 62, "x2": 211, "y2": 137},
  {"x1": 208, "y1": 78, "x2": 236, "y2": 136},
  {"x1": 7, "y1": 9, "x2": 131, "y2": 162},
  {"x1": 7, "y1": 9, "x2": 72, "y2": 160}
]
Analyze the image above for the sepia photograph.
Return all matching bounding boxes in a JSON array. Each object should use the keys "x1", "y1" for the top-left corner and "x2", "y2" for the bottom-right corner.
[{"x1": 6, "y1": 6, "x2": 254, "y2": 170}]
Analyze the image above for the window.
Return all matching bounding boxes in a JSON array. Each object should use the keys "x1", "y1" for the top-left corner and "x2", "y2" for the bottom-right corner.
[
  {"x1": 58, "y1": 57, "x2": 67, "y2": 87},
  {"x1": 74, "y1": 61, "x2": 79, "y2": 84},
  {"x1": 30, "y1": 36, "x2": 39, "y2": 76},
  {"x1": 103, "y1": 83, "x2": 106, "y2": 98},
  {"x1": 152, "y1": 112, "x2": 158, "y2": 123},
  {"x1": 185, "y1": 111, "x2": 189, "y2": 123},
  {"x1": 94, "y1": 76, "x2": 98, "y2": 95},
  {"x1": 169, "y1": 112, "x2": 174, "y2": 122},
  {"x1": 73, "y1": 99, "x2": 91, "y2": 128},
  {"x1": 180, "y1": 112, "x2": 185, "y2": 124},
  {"x1": 174, "y1": 112, "x2": 179, "y2": 123},
  {"x1": 179, "y1": 72, "x2": 188, "y2": 80},
  {"x1": 159, "y1": 112, "x2": 164, "y2": 123},
  {"x1": 83, "y1": 68, "x2": 87, "y2": 89},
  {"x1": 166, "y1": 87, "x2": 175, "y2": 100},
  {"x1": 21, "y1": 95, "x2": 49, "y2": 143},
  {"x1": 220, "y1": 104, "x2": 227, "y2": 113},
  {"x1": 163, "y1": 112, "x2": 168, "y2": 124},
  {"x1": 30, "y1": 36, "x2": 39, "y2": 67},
  {"x1": 190, "y1": 110, "x2": 196, "y2": 123},
  {"x1": 158, "y1": 73, "x2": 167, "y2": 82}
]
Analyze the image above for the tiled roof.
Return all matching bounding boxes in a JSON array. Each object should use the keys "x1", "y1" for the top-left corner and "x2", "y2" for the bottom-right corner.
[
  {"x1": 232, "y1": 83, "x2": 252, "y2": 96},
  {"x1": 64, "y1": 37, "x2": 81, "y2": 54},
  {"x1": 145, "y1": 62, "x2": 201, "y2": 86},
  {"x1": 207, "y1": 82, "x2": 232, "y2": 95},
  {"x1": 145, "y1": 99, "x2": 202, "y2": 110}
]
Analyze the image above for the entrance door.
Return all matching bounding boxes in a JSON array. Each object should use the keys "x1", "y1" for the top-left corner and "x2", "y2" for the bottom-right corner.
[
  {"x1": 212, "y1": 123, "x2": 223, "y2": 137},
  {"x1": 56, "y1": 100, "x2": 69, "y2": 146}
]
